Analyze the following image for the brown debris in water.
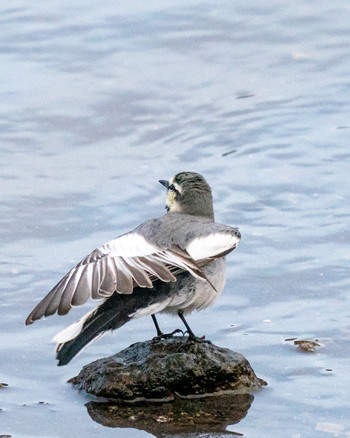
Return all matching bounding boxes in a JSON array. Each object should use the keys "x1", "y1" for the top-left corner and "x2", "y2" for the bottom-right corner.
[{"x1": 294, "y1": 340, "x2": 321, "y2": 352}]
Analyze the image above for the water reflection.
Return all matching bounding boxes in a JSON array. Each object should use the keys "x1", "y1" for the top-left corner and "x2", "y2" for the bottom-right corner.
[{"x1": 86, "y1": 394, "x2": 253, "y2": 437}]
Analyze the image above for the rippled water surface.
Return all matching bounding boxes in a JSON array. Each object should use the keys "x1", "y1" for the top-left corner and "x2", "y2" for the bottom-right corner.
[{"x1": 1, "y1": 1, "x2": 350, "y2": 437}]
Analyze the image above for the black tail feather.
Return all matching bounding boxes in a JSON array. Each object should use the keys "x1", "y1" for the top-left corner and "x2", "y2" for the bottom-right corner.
[
  {"x1": 55, "y1": 280, "x2": 174, "y2": 366},
  {"x1": 56, "y1": 307, "x2": 128, "y2": 366}
]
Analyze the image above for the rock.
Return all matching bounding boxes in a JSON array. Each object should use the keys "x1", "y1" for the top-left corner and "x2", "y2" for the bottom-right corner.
[{"x1": 69, "y1": 336, "x2": 267, "y2": 402}]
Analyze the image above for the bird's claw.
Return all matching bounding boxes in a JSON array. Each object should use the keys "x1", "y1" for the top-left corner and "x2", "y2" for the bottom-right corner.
[{"x1": 153, "y1": 328, "x2": 184, "y2": 341}]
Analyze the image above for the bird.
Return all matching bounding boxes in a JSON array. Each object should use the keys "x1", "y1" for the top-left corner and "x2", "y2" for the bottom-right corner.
[{"x1": 25, "y1": 171, "x2": 241, "y2": 366}]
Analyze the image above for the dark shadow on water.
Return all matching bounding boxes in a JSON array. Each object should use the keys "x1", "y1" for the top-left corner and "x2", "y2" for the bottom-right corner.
[{"x1": 86, "y1": 393, "x2": 253, "y2": 437}]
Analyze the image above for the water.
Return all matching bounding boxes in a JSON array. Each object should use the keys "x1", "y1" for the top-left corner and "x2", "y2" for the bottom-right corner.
[{"x1": 1, "y1": 0, "x2": 350, "y2": 436}]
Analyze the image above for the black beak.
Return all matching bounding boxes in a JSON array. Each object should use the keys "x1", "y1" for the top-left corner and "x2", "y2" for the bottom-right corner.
[{"x1": 159, "y1": 179, "x2": 169, "y2": 189}]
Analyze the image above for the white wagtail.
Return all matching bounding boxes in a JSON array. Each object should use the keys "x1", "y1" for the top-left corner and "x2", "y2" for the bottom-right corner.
[{"x1": 26, "y1": 172, "x2": 241, "y2": 365}]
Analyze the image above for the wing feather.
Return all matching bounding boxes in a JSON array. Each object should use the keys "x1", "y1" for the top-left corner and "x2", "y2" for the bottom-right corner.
[
  {"x1": 115, "y1": 262, "x2": 134, "y2": 294},
  {"x1": 58, "y1": 267, "x2": 85, "y2": 315},
  {"x1": 99, "y1": 257, "x2": 117, "y2": 295},
  {"x1": 71, "y1": 264, "x2": 94, "y2": 307},
  {"x1": 135, "y1": 256, "x2": 176, "y2": 282},
  {"x1": 90, "y1": 260, "x2": 102, "y2": 299},
  {"x1": 123, "y1": 257, "x2": 153, "y2": 288}
]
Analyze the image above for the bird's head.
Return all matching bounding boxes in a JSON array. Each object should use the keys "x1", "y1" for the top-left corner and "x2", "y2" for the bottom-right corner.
[{"x1": 159, "y1": 172, "x2": 214, "y2": 219}]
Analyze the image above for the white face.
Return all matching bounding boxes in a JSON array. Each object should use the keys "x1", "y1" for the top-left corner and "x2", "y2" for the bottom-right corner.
[
  {"x1": 165, "y1": 177, "x2": 183, "y2": 212},
  {"x1": 168, "y1": 177, "x2": 183, "y2": 193}
]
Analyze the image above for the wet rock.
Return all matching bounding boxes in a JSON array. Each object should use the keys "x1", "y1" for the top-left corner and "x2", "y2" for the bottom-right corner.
[{"x1": 70, "y1": 337, "x2": 267, "y2": 402}]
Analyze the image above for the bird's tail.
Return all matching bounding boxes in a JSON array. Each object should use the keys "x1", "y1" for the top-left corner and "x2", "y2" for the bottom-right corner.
[
  {"x1": 53, "y1": 286, "x2": 165, "y2": 366},
  {"x1": 52, "y1": 280, "x2": 174, "y2": 366}
]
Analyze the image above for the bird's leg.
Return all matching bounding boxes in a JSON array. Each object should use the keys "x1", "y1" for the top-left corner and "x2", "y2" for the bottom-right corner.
[
  {"x1": 151, "y1": 314, "x2": 163, "y2": 337},
  {"x1": 151, "y1": 314, "x2": 183, "y2": 339},
  {"x1": 177, "y1": 310, "x2": 196, "y2": 338},
  {"x1": 177, "y1": 310, "x2": 211, "y2": 343}
]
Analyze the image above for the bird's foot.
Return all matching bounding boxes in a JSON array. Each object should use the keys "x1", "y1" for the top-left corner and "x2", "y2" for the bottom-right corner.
[{"x1": 152, "y1": 328, "x2": 184, "y2": 341}]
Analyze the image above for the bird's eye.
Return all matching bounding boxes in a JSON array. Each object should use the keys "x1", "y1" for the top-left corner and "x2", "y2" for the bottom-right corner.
[{"x1": 168, "y1": 184, "x2": 176, "y2": 191}]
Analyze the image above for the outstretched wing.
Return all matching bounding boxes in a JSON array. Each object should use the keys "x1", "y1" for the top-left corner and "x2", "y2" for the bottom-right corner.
[
  {"x1": 25, "y1": 233, "x2": 214, "y2": 325},
  {"x1": 26, "y1": 217, "x2": 241, "y2": 325}
]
